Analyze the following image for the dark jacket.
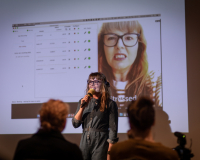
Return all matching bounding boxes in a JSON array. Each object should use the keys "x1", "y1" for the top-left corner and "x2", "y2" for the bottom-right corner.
[
  {"x1": 13, "y1": 129, "x2": 83, "y2": 160},
  {"x1": 72, "y1": 98, "x2": 118, "y2": 160},
  {"x1": 72, "y1": 98, "x2": 118, "y2": 143}
]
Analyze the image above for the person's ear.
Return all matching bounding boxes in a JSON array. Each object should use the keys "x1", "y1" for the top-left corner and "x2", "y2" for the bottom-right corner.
[{"x1": 129, "y1": 121, "x2": 134, "y2": 130}]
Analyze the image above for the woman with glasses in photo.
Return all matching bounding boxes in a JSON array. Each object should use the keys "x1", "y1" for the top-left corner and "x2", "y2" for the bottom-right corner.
[
  {"x1": 72, "y1": 72, "x2": 118, "y2": 160},
  {"x1": 98, "y1": 21, "x2": 161, "y2": 112}
]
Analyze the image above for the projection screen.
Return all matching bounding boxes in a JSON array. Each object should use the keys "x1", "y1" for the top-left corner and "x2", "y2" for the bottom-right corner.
[{"x1": 0, "y1": 0, "x2": 187, "y2": 134}]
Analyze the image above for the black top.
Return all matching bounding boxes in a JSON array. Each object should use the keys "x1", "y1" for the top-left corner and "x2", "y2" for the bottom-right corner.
[
  {"x1": 72, "y1": 98, "x2": 118, "y2": 143},
  {"x1": 13, "y1": 129, "x2": 83, "y2": 160}
]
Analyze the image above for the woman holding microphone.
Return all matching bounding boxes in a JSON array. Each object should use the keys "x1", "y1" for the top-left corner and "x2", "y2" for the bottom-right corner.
[{"x1": 72, "y1": 72, "x2": 118, "y2": 160}]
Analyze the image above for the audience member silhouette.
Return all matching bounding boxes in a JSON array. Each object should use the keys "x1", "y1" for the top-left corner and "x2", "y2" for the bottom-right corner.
[
  {"x1": 110, "y1": 97, "x2": 179, "y2": 160},
  {"x1": 13, "y1": 99, "x2": 83, "y2": 160}
]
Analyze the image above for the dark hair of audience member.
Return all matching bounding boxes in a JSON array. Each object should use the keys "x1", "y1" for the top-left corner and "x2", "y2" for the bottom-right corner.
[
  {"x1": 39, "y1": 99, "x2": 69, "y2": 132},
  {"x1": 127, "y1": 97, "x2": 155, "y2": 133}
]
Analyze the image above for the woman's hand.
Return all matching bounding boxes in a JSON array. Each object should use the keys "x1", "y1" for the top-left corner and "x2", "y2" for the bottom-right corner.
[
  {"x1": 107, "y1": 154, "x2": 110, "y2": 160},
  {"x1": 74, "y1": 95, "x2": 91, "y2": 121},
  {"x1": 80, "y1": 95, "x2": 91, "y2": 109},
  {"x1": 107, "y1": 143, "x2": 113, "y2": 160}
]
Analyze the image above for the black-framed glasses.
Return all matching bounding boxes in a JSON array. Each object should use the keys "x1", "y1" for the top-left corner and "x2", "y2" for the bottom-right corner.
[
  {"x1": 103, "y1": 33, "x2": 140, "y2": 47},
  {"x1": 87, "y1": 80, "x2": 101, "y2": 85}
]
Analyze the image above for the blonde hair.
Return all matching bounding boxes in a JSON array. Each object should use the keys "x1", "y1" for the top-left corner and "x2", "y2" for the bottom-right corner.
[
  {"x1": 98, "y1": 21, "x2": 149, "y2": 96},
  {"x1": 39, "y1": 99, "x2": 69, "y2": 131},
  {"x1": 87, "y1": 72, "x2": 110, "y2": 112}
]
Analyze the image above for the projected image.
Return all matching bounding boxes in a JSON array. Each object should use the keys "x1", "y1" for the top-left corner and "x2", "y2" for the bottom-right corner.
[
  {"x1": 34, "y1": 24, "x2": 98, "y2": 98},
  {"x1": 0, "y1": 0, "x2": 188, "y2": 134},
  {"x1": 11, "y1": 18, "x2": 163, "y2": 120},
  {"x1": 9, "y1": 14, "x2": 188, "y2": 134},
  {"x1": 98, "y1": 20, "x2": 162, "y2": 116}
]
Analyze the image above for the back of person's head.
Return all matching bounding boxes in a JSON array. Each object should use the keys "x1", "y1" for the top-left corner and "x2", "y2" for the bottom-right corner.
[
  {"x1": 127, "y1": 96, "x2": 155, "y2": 132},
  {"x1": 39, "y1": 99, "x2": 69, "y2": 132}
]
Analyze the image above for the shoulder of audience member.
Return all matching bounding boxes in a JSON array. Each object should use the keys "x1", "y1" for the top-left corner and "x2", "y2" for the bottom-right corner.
[
  {"x1": 110, "y1": 139, "x2": 133, "y2": 153},
  {"x1": 68, "y1": 142, "x2": 83, "y2": 159},
  {"x1": 156, "y1": 143, "x2": 179, "y2": 160},
  {"x1": 59, "y1": 138, "x2": 83, "y2": 159},
  {"x1": 110, "y1": 139, "x2": 179, "y2": 160}
]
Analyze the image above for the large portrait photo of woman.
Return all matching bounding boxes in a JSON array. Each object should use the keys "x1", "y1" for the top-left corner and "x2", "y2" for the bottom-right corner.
[{"x1": 98, "y1": 20, "x2": 162, "y2": 115}]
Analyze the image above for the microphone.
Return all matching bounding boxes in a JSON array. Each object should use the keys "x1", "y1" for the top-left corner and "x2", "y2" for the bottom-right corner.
[{"x1": 81, "y1": 88, "x2": 95, "y2": 108}]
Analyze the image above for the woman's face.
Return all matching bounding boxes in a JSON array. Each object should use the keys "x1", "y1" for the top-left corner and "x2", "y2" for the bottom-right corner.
[
  {"x1": 88, "y1": 78, "x2": 102, "y2": 93},
  {"x1": 104, "y1": 29, "x2": 139, "y2": 72}
]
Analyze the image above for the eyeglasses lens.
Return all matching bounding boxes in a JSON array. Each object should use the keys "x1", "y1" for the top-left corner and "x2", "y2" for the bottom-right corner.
[
  {"x1": 88, "y1": 80, "x2": 101, "y2": 85},
  {"x1": 104, "y1": 34, "x2": 138, "y2": 47}
]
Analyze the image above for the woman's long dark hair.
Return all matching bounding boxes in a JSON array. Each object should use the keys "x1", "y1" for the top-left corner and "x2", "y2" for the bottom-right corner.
[{"x1": 86, "y1": 72, "x2": 110, "y2": 112}]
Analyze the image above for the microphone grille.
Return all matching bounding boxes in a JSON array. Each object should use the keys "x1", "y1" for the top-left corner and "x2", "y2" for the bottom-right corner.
[{"x1": 88, "y1": 88, "x2": 95, "y2": 95}]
